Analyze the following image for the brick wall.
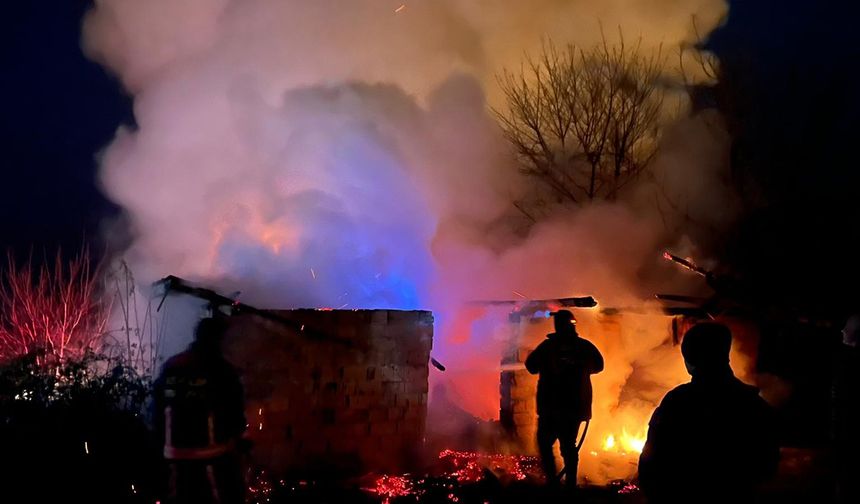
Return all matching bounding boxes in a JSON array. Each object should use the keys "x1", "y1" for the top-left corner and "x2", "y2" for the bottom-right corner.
[{"x1": 222, "y1": 309, "x2": 433, "y2": 476}]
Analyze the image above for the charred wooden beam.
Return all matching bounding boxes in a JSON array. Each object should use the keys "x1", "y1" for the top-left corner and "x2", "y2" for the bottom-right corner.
[{"x1": 153, "y1": 274, "x2": 346, "y2": 345}]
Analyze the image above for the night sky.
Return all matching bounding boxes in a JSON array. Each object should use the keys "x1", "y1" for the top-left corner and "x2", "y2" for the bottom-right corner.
[
  {"x1": 706, "y1": 0, "x2": 860, "y2": 316},
  {"x1": 1, "y1": 1, "x2": 131, "y2": 258},
  {"x1": 2, "y1": 0, "x2": 859, "y2": 312}
]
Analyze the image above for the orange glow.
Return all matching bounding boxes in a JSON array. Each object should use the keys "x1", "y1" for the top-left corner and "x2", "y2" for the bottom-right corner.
[
  {"x1": 206, "y1": 213, "x2": 299, "y2": 274},
  {"x1": 536, "y1": 312, "x2": 688, "y2": 483},
  {"x1": 259, "y1": 225, "x2": 295, "y2": 254}
]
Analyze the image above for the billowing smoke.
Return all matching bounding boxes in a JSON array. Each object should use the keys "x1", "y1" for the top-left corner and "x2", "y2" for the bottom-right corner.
[{"x1": 84, "y1": 0, "x2": 735, "y2": 482}]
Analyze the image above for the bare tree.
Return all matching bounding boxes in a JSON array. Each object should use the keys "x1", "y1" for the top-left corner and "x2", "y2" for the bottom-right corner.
[
  {"x1": 0, "y1": 250, "x2": 165, "y2": 374},
  {"x1": 0, "y1": 250, "x2": 109, "y2": 363},
  {"x1": 495, "y1": 35, "x2": 666, "y2": 213}
]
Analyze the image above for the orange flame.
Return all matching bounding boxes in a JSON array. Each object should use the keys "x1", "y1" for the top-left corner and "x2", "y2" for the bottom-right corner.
[{"x1": 601, "y1": 427, "x2": 647, "y2": 454}]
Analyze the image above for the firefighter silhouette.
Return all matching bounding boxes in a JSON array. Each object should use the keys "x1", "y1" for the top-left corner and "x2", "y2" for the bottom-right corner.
[
  {"x1": 153, "y1": 317, "x2": 247, "y2": 503},
  {"x1": 638, "y1": 323, "x2": 779, "y2": 503},
  {"x1": 525, "y1": 309, "x2": 604, "y2": 487}
]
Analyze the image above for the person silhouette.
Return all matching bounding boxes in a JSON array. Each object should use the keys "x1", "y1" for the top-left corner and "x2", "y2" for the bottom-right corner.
[
  {"x1": 153, "y1": 317, "x2": 247, "y2": 503},
  {"x1": 639, "y1": 323, "x2": 779, "y2": 503},
  {"x1": 525, "y1": 309, "x2": 604, "y2": 488}
]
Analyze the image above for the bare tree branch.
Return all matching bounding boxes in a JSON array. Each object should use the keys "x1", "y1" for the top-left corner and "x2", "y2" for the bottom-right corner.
[{"x1": 495, "y1": 33, "x2": 666, "y2": 215}]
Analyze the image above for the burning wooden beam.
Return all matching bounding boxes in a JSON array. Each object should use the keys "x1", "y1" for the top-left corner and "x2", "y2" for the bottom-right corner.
[{"x1": 662, "y1": 251, "x2": 709, "y2": 277}]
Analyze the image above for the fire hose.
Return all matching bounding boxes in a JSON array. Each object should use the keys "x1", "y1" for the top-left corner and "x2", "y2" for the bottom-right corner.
[{"x1": 556, "y1": 419, "x2": 590, "y2": 482}]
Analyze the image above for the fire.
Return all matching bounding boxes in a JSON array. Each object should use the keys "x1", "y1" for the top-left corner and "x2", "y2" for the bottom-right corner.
[
  {"x1": 601, "y1": 427, "x2": 647, "y2": 454},
  {"x1": 603, "y1": 434, "x2": 615, "y2": 450}
]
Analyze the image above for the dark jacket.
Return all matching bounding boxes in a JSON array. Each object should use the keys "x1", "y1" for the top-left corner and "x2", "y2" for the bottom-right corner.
[
  {"x1": 524, "y1": 330, "x2": 604, "y2": 420},
  {"x1": 833, "y1": 344, "x2": 860, "y2": 445},
  {"x1": 153, "y1": 342, "x2": 246, "y2": 458},
  {"x1": 638, "y1": 370, "x2": 779, "y2": 503}
]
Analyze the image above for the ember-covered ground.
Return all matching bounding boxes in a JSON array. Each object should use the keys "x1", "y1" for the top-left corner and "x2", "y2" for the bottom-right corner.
[
  {"x1": 250, "y1": 479, "x2": 643, "y2": 504},
  {"x1": 243, "y1": 447, "x2": 832, "y2": 504},
  {"x1": 244, "y1": 449, "x2": 640, "y2": 503}
]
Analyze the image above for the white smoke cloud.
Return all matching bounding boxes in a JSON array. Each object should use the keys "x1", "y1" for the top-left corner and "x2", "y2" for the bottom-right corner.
[
  {"x1": 84, "y1": 0, "x2": 728, "y2": 300},
  {"x1": 84, "y1": 0, "x2": 727, "y2": 98}
]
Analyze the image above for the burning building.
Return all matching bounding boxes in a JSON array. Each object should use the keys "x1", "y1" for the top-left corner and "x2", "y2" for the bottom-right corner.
[
  {"x1": 80, "y1": 0, "x2": 770, "y2": 491},
  {"x1": 152, "y1": 262, "x2": 768, "y2": 488},
  {"x1": 198, "y1": 290, "x2": 758, "y2": 486}
]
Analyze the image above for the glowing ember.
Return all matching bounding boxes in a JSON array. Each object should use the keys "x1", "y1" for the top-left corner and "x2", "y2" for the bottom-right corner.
[
  {"x1": 438, "y1": 449, "x2": 541, "y2": 482},
  {"x1": 247, "y1": 470, "x2": 275, "y2": 504},
  {"x1": 618, "y1": 482, "x2": 641, "y2": 494},
  {"x1": 368, "y1": 475, "x2": 416, "y2": 504},
  {"x1": 394, "y1": 4, "x2": 406, "y2": 14},
  {"x1": 361, "y1": 450, "x2": 542, "y2": 502}
]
